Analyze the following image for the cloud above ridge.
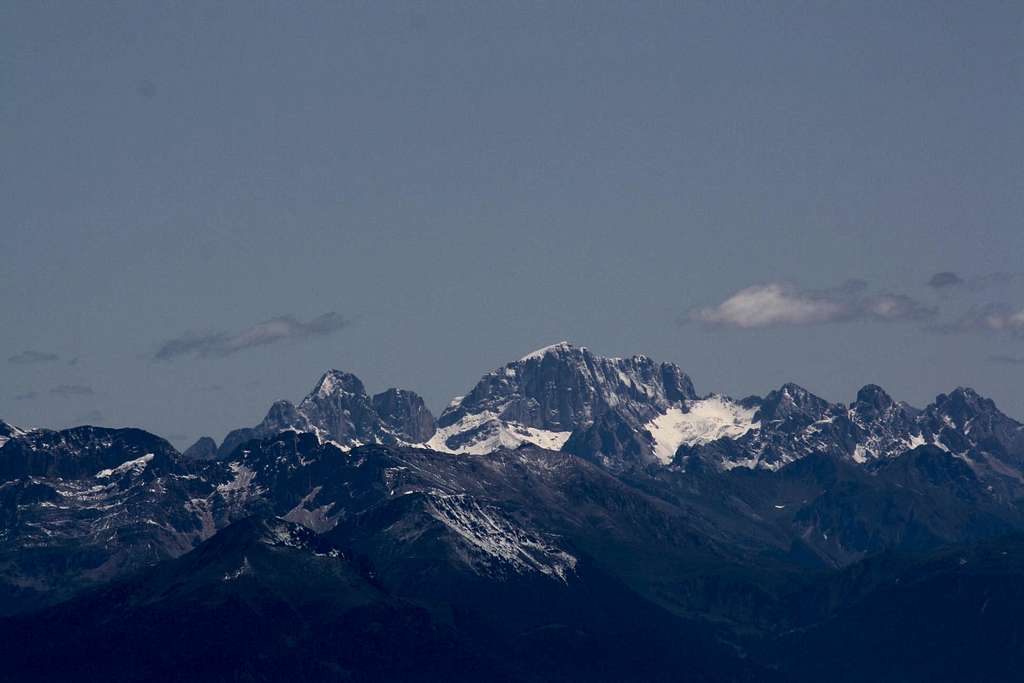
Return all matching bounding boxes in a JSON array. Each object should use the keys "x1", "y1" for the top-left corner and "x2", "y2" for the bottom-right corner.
[
  {"x1": 153, "y1": 312, "x2": 350, "y2": 361},
  {"x1": 927, "y1": 271, "x2": 1024, "y2": 291},
  {"x1": 989, "y1": 355, "x2": 1024, "y2": 365},
  {"x1": 691, "y1": 281, "x2": 937, "y2": 329},
  {"x1": 934, "y1": 304, "x2": 1024, "y2": 338}
]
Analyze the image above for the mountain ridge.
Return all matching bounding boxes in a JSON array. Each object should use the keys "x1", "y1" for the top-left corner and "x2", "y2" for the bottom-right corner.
[
  {"x1": 3, "y1": 352, "x2": 1024, "y2": 680},
  {"x1": 193, "y1": 342, "x2": 1024, "y2": 478}
]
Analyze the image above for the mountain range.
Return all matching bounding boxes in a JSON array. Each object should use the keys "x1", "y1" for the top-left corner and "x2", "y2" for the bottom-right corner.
[
  {"x1": 3, "y1": 342, "x2": 1024, "y2": 681},
  {"x1": 190, "y1": 342, "x2": 1024, "y2": 480}
]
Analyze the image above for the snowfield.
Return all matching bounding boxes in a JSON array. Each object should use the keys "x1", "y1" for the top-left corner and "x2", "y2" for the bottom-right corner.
[{"x1": 645, "y1": 396, "x2": 758, "y2": 464}]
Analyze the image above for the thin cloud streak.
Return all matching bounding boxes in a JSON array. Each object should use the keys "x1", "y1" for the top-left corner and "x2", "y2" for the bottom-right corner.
[
  {"x1": 989, "y1": 355, "x2": 1024, "y2": 365},
  {"x1": 154, "y1": 312, "x2": 350, "y2": 361},
  {"x1": 8, "y1": 350, "x2": 59, "y2": 365},
  {"x1": 927, "y1": 271, "x2": 1024, "y2": 291},
  {"x1": 50, "y1": 384, "x2": 95, "y2": 398},
  {"x1": 691, "y1": 281, "x2": 937, "y2": 329},
  {"x1": 928, "y1": 272, "x2": 964, "y2": 289}
]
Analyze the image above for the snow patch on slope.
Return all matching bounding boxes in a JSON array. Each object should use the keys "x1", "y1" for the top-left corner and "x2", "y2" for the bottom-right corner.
[
  {"x1": 0, "y1": 422, "x2": 27, "y2": 448},
  {"x1": 646, "y1": 397, "x2": 758, "y2": 464},
  {"x1": 96, "y1": 453, "x2": 154, "y2": 479},
  {"x1": 223, "y1": 557, "x2": 253, "y2": 581},
  {"x1": 217, "y1": 462, "x2": 258, "y2": 494},
  {"x1": 427, "y1": 492, "x2": 577, "y2": 581},
  {"x1": 906, "y1": 434, "x2": 927, "y2": 450},
  {"x1": 424, "y1": 411, "x2": 571, "y2": 455}
]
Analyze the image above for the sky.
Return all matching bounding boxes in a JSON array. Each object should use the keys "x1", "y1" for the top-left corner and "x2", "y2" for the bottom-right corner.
[{"x1": 2, "y1": 2, "x2": 1023, "y2": 448}]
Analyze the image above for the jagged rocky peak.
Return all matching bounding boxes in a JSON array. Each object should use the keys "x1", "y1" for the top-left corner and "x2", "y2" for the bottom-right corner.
[
  {"x1": 919, "y1": 387, "x2": 1024, "y2": 465},
  {"x1": 264, "y1": 400, "x2": 308, "y2": 430},
  {"x1": 372, "y1": 388, "x2": 436, "y2": 443},
  {"x1": 295, "y1": 371, "x2": 379, "y2": 444},
  {"x1": 208, "y1": 351, "x2": 1024, "y2": 473},
  {"x1": 927, "y1": 387, "x2": 1001, "y2": 428},
  {"x1": 844, "y1": 384, "x2": 923, "y2": 463},
  {"x1": 921, "y1": 387, "x2": 1008, "y2": 440},
  {"x1": 217, "y1": 398, "x2": 310, "y2": 458},
  {"x1": 663, "y1": 383, "x2": 849, "y2": 473},
  {"x1": 440, "y1": 342, "x2": 696, "y2": 430},
  {"x1": 307, "y1": 369, "x2": 367, "y2": 400},
  {"x1": 429, "y1": 342, "x2": 697, "y2": 455},
  {"x1": 671, "y1": 381, "x2": 1024, "y2": 472},
  {"x1": 849, "y1": 384, "x2": 919, "y2": 428},
  {"x1": 756, "y1": 383, "x2": 835, "y2": 423},
  {"x1": 518, "y1": 340, "x2": 575, "y2": 361},
  {"x1": 217, "y1": 369, "x2": 437, "y2": 458},
  {"x1": 853, "y1": 384, "x2": 896, "y2": 414},
  {"x1": 182, "y1": 436, "x2": 218, "y2": 461}
]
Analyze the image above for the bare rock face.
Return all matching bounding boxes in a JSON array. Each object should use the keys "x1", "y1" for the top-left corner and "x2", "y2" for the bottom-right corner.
[
  {"x1": 561, "y1": 409, "x2": 656, "y2": 470},
  {"x1": 431, "y1": 342, "x2": 698, "y2": 454},
  {"x1": 440, "y1": 342, "x2": 696, "y2": 431},
  {"x1": 0, "y1": 420, "x2": 27, "y2": 449},
  {"x1": 182, "y1": 436, "x2": 218, "y2": 461},
  {"x1": 372, "y1": 388, "x2": 436, "y2": 443},
  {"x1": 218, "y1": 399, "x2": 311, "y2": 458},
  {"x1": 217, "y1": 371, "x2": 436, "y2": 458},
  {"x1": 296, "y1": 371, "x2": 381, "y2": 444}
]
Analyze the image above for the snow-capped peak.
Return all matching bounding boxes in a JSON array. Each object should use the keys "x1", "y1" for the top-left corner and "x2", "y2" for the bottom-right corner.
[
  {"x1": 433, "y1": 344, "x2": 697, "y2": 455},
  {"x1": 308, "y1": 369, "x2": 365, "y2": 400},
  {"x1": 519, "y1": 341, "x2": 577, "y2": 362}
]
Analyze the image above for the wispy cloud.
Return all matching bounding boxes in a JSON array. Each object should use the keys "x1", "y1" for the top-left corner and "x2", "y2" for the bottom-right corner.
[
  {"x1": 8, "y1": 350, "x2": 59, "y2": 365},
  {"x1": 153, "y1": 312, "x2": 350, "y2": 361},
  {"x1": 935, "y1": 304, "x2": 1024, "y2": 338},
  {"x1": 927, "y1": 271, "x2": 1024, "y2": 291},
  {"x1": 50, "y1": 384, "x2": 96, "y2": 398},
  {"x1": 989, "y1": 354, "x2": 1024, "y2": 365},
  {"x1": 928, "y1": 272, "x2": 964, "y2": 289},
  {"x1": 690, "y1": 281, "x2": 936, "y2": 329}
]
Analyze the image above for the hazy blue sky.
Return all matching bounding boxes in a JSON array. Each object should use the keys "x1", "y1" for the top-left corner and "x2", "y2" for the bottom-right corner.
[{"x1": 3, "y1": 2, "x2": 1023, "y2": 448}]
